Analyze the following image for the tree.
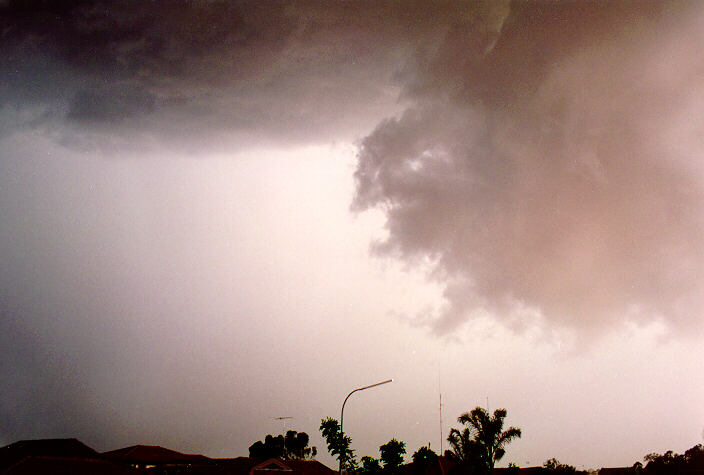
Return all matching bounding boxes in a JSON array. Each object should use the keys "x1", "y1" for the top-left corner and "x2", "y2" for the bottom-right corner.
[
  {"x1": 412, "y1": 445, "x2": 438, "y2": 473},
  {"x1": 685, "y1": 445, "x2": 704, "y2": 469},
  {"x1": 249, "y1": 434, "x2": 285, "y2": 459},
  {"x1": 447, "y1": 407, "x2": 521, "y2": 474},
  {"x1": 412, "y1": 445, "x2": 438, "y2": 467},
  {"x1": 641, "y1": 446, "x2": 704, "y2": 475},
  {"x1": 543, "y1": 458, "x2": 576, "y2": 474},
  {"x1": 249, "y1": 431, "x2": 316, "y2": 460},
  {"x1": 379, "y1": 439, "x2": 406, "y2": 473},
  {"x1": 506, "y1": 462, "x2": 520, "y2": 475},
  {"x1": 361, "y1": 456, "x2": 383, "y2": 474},
  {"x1": 320, "y1": 417, "x2": 357, "y2": 472},
  {"x1": 284, "y1": 430, "x2": 317, "y2": 459}
]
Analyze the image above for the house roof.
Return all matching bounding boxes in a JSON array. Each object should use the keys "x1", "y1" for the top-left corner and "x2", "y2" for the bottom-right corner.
[
  {"x1": 1, "y1": 456, "x2": 140, "y2": 475},
  {"x1": 0, "y1": 440, "x2": 336, "y2": 475},
  {"x1": 399, "y1": 455, "x2": 458, "y2": 475},
  {"x1": 144, "y1": 457, "x2": 336, "y2": 475},
  {"x1": 0, "y1": 439, "x2": 98, "y2": 472},
  {"x1": 266, "y1": 459, "x2": 336, "y2": 475},
  {"x1": 399, "y1": 458, "x2": 551, "y2": 475},
  {"x1": 102, "y1": 444, "x2": 211, "y2": 465},
  {"x1": 210, "y1": 456, "x2": 263, "y2": 471}
]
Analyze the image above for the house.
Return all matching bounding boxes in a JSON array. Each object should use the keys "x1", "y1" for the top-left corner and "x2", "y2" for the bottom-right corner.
[
  {"x1": 174, "y1": 457, "x2": 338, "y2": 475},
  {"x1": 0, "y1": 438, "x2": 98, "y2": 470},
  {"x1": 0, "y1": 439, "x2": 137, "y2": 475},
  {"x1": 1, "y1": 455, "x2": 141, "y2": 474},
  {"x1": 0, "y1": 438, "x2": 337, "y2": 475},
  {"x1": 597, "y1": 469, "x2": 635, "y2": 475},
  {"x1": 102, "y1": 444, "x2": 211, "y2": 470}
]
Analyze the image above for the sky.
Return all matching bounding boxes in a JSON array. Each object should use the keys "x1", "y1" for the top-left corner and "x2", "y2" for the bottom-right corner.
[{"x1": 1, "y1": 0, "x2": 704, "y2": 470}]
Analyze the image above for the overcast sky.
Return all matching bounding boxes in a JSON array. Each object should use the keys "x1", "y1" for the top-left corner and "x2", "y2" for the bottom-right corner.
[{"x1": 1, "y1": 0, "x2": 704, "y2": 470}]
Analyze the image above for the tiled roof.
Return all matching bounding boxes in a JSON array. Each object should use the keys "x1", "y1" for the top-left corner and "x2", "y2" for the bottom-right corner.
[
  {"x1": 268, "y1": 459, "x2": 336, "y2": 475},
  {"x1": 102, "y1": 444, "x2": 211, "y2": 465},
  {"x1": 1, "y1": 456, "x2": 140, "y2": 475},
  {"x1": 151, "y1": 457, "x2": 337, "y2": 475},
  {"x1": 0, "y1": 440, "x2": 337, "y2": 475},
  {"x1": 0, "y1": 439, "x2": 98, "y2": 472}
]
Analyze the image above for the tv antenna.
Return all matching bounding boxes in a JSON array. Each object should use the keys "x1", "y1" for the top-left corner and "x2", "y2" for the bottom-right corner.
[{"x1": 273, "y1": 416, "x2": 293, "y2": 433}]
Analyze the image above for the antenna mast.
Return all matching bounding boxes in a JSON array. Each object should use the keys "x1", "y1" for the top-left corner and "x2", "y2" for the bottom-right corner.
[
  {"x1": 439, "y1": 371, "x2": 443, "y2": 455},
  {"x1": 273, "y1": 416, "x2": 293, "y2": 433}
]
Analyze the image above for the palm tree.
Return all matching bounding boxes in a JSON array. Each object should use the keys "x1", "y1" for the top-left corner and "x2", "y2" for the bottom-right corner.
[{"x1": 447, "y1": 407, "x2": 521, "y2": 474}]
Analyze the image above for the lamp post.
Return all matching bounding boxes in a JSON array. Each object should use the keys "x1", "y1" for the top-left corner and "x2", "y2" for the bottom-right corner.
[{"x1": 339, "y1": 379, "x2": 393, "y2": 474}]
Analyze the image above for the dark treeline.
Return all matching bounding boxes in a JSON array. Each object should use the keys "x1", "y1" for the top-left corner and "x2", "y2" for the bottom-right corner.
[
  {"x1": 319, "y1": 406, "x2": 522, "y2": 474},
  {"x1": 249, "y1": 430, "x2": 317, "y2": 460},
  {"x1": 635, "y1": 444, "x2": 704, "y2": 474},
  {"x1": 313, "y1": 406, "x2": 704, "y2": 475}
]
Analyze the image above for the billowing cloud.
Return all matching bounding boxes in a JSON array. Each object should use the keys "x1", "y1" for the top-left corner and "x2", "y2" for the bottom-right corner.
[
  {"x1": 354, "y1": 1, "x2": 704, "y2": 336},
  {"x1": 5, "y1": 0, "x2": 703, "y2": 336}
]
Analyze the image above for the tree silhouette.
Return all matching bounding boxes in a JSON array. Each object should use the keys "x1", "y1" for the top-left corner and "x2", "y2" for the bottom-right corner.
[
  {"x1": 642, "y1": 445, "x2": 704, "y2": 474},
  {"x1": 320, "y1": 417, "x2": 357, "y2": 472},
  {"x1": 379, "y1": 439, "x2": 406, "y2": 473},
  {"x1": 284, "y1": 430, "x2": 317, "y2": 459},
  {"x1": 447, "y1": 407, "x2": 521, "y2": 474},
  {"x1": 249, "y1": 434, "x2": 285, "y2": 459},
  {"x1": 543, "y1": 458, "x2": 576, "y2": 474},
  {"x1": 412, "y1": 445, "x2": 437, "y2": 466},
  {"x1": 361, "y1": 456, "x2": 382, "y2": 474},
  {"x1": 685, "y1": 444, "x2": 704, "y2": 469},
  {"x1": 249, "y1": 431, "x2": 316, "y2": 460},
  {"x1": 412, "y1": 445, "x2": 437, "y2": 473}
]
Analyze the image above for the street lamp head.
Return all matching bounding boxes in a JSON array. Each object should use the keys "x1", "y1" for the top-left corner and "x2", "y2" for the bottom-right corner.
[{"x1": 356, "y1": 379, "x2": 393, "y2": 392}]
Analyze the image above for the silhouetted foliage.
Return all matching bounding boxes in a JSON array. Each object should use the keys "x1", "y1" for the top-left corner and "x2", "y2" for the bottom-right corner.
[
  {"x1": 250, "y1": 434, "x2": 284, "y2": 459},
  {"x1": 412, "y1": 445, "x2": 438, "y2": 470},
  {"x1": 543, "y1": 458, "x2": 576, "y2": 474},
  {"x1": 642, "y1": 444, "x2": 704, "y2": 475},
  {"x1": 623, "y1": 444, "x2": 704, "y2": 475},
  {"x1": 447, "y1": 407, "x2": 521, "y2": 475},
  {"x1": 320, "y1": 417, "x2": 357, "y2": 472},
  {"x1": 685, "y1": 444, "x2": 704, "y2": 469},
  {"x1": 284, "y1": 430, "x2": 317, "y2": 459},
  {"x1": 361, "y1": 456, "x2": 383, "y2": 474},
  {"x1": 249, "y1": 431, "x2": 316, "y2": 460},
  {"x1": 379, "y1": 439, "x2": 406, "y2": 473},
  {"x1": 644, "y1": 450, "x2": 685, "y2": 474},
  {"x1": 506, "y1": 462, "x2": 520, "y2": 475}
]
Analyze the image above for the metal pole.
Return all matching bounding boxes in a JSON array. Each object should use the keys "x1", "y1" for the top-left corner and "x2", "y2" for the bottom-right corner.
[{"x1": 339, "y1": 379, "x2": 393, "y2": 474}]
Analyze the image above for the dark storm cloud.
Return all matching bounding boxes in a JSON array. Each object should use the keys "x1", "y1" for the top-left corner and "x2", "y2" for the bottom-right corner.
[
  {"x1": 68, "y1": 87, "x2": 156, "y2": 123},
  {"x1": 354, "y1": 1, "x2": 704, "y2": 335},
  {"x1": 2, "y1": 2, "x2": 701, "y2": 355},
  {"x1": 0, "y1": 0, "x2": 431, "y2": 147},
  {"x1": 0, "y1": 1, "x2": 316, "y2": 142}
]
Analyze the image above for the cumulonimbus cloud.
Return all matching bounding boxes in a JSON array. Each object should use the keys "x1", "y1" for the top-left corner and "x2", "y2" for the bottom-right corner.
[{"x1": 353, "y1": 1, "x2": 704, "y2": 336}]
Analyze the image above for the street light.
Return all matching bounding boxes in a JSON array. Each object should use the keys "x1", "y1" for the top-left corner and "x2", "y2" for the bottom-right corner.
[{"x1": 339, "y1": 379, "x2": 393, "y2": 474}]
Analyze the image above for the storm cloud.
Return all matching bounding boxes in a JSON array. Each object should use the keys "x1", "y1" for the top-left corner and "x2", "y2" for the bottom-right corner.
[
  {"x1": 353, "y1": 1, "x2": 704, "y2": 336},
  {"x1": 3, "y1": 1, "x2": 703, "y2": 339},
  {"x1": 0, "y1": 1, "x2": 431, "y2": 149}
]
